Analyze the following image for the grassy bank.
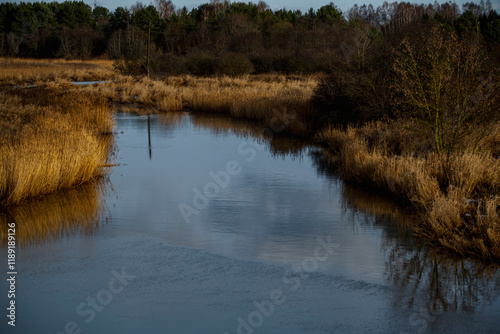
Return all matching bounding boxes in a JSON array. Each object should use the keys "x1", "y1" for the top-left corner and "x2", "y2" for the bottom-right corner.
[
  {"x1": 0, "y1": 59, "x2": 319, "y2": 136},
  {"x1": 0, "y1": 87, "x2": 114, "y2": 206},
  {"x1": 317, "y1": 122, "x2": 500, "y2": 262},
  {"x1": 83, "y1": 74, "x2": 319, "y2": 137}
]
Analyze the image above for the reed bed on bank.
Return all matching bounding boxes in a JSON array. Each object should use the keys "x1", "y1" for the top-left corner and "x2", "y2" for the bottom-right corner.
[
  {"x1": 317, "y1": 122, "x2": 500, "y2": 262},
  {"x1": 0, "y1": 88, "x2": 114, "y2": 206},
  {"x1": 0, "y1": 57, "x2": 115, "y2": 84},
  {"x1": 84, "y1": 74, "x2": 319, "y2": 136}
]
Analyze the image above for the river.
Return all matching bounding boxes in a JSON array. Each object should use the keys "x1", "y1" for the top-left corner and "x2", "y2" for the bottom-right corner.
[{"x1": 1, "y1": 110, "x2": 499, "y2": 333}]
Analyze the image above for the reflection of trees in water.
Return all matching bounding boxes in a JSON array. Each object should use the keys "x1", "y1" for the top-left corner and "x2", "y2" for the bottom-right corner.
[
  {"x1": 386, "y1": 241, "x2": 500, "y2": 313},
  {"x1": 118, "y1": 109, "x2": 312, "y2": 158},
  {"x1": 0, "y1": 179, "x2": 110, "y2": 248},
  {"x1": 309, "y1": 149, "x2": 340, "y2": 180},
  {"x1": 189, "y1": 112, "x2": 311, "y2": 159},
  {"x1": 310, "y1": 148, "x2": 500, "y2": 313}
]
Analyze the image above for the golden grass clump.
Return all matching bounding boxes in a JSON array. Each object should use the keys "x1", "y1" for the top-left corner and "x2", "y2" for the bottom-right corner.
[{"x1": 0, "y1": 88, "x2": 114, "y2": 206}]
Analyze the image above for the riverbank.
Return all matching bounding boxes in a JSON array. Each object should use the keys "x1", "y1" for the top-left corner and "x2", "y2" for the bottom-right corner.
[
  {"x1": 1, "y1": 59, "x2": 498, "y2": 262},
  {"x1": 80, "y1": 74, "x2": 320, "y2": 137},
  {"x1": 317, "y1": 122, "x2": 500, "y2": 262},
  {"x1": 0, "y1": 87, "x2": 114, "y2": 206}
]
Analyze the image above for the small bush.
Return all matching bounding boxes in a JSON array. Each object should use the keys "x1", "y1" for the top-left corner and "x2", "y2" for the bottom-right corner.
[
  {"x1": 217, "y1": 52, "x2": 254, "y2": 77},
  {"x1": 113, "y1": 59, "x2": 144, "y2": 76},
  {"x1": 184, "y1": 50, "x2": 218, "y2": 76},
  {"x1": 150, "y1": 53, "x2": 186, "y2": 75},
  {"x1": 312, "y1": 73, "x2": 360, "y2": 127}
]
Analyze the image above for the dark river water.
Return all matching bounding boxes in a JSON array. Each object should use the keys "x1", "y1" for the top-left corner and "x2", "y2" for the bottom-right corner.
[{"x1": 1, "y1": 110, "x2": 499, "y2": 334}]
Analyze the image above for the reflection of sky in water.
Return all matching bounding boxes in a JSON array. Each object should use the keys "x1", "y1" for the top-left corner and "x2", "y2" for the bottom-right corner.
[{"x1": 108, "y1": 112, "x2": 393, "y2": 282}]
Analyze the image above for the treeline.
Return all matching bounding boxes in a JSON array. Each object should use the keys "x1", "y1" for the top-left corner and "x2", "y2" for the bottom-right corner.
[{"x1": 0, "y1": 0, "x2": 499, "y2": 76}]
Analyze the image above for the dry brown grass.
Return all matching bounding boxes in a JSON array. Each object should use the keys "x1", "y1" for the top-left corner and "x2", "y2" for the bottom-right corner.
[
  {"x1": 84, "y1": 74, "x2": 319, "y2": 137},
  {"x1": 0, "y1": 59, "x2": 319, "y2": 136},
  {"x1": 0, "y1": 87, "x2": 114, "y2": 206},
  {"x1": 317, "y1": 121, "x2": 500, "y2": 262},
  {"x1": 0, "y1": 57, "x2": 115, "y2": 85}
]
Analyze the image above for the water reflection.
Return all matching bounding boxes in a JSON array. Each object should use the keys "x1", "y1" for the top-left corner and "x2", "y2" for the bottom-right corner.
[
  {"x1": 147, "y1": 114, "x2": 152, "y2": 159},
  {"x1": 114, "y1": 107, "x2": 312, "y2": 160},
  {"x1": 149, "y1": 109, "x2": 500, "y2": 314},
  {"x1": 387, "y1": 245, "x2": 500, "y2": 312},
  {"x1": 0, "y1": 179, "x2": 109, "y2": 248},
  {"x1": 311, "y1": 148, "x2": 500, "y2": 313},
  {"x1": 119, "y1": 109, "x2": 500, "y2": 314},
  {"x1": 184, "y1": 112, "x2": 311, "y2": 158}
]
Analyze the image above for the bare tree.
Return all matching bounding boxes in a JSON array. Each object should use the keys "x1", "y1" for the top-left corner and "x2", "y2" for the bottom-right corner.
[
  {"x1": 257, "y1": 1, "x2": 269, "y2": 13},
  {"x1": 58, "y1": 26, "x2": 75, "y2": 59},
  {"x1": 130, "y1": 1, "x2": 145, "y2": 14},
  {"x1": 463, "y1": 0, "x2": 492, "y2": 16},
  {"x1": 393, "y1": 25, "x2": 499, "y2": 154},
  {"x1": 7, "y1": 33, "x2": 23, "y2": 57},
  {"x1": 155, "y1": 0, "x2": 175, "y2": 19},
  {"x1": 74, "y1": 25, "x2": 95, "y2": 60},
  {"x1": 340, "y1": 25, "x2": 372, "y2": 70},
  {"x1": 107, "y1": 30, "x2": 122, "y2": 59},
  {"x1": 437, "y1": 2, "x2": 460, "y2": 23}
]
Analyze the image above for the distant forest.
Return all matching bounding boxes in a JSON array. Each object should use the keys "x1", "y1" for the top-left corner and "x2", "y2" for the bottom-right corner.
[{"x1": 1, "y1": 0, "x2": 499, "y2": 75}]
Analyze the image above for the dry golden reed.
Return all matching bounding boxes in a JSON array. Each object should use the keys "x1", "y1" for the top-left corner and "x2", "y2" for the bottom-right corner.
[
  {"x1": 0, "y1": 88, "x2": 114, "y2": 206},
  {"x1": 317, "y1": 122, "x2": 500, "y2": 262},
  {"x1": 84, "y1": 74, "x2": 319, "y2": 137}
]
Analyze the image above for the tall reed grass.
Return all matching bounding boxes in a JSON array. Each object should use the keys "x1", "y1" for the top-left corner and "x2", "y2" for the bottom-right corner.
[
  {"x1": 317, "y1": 122, "x2": 500, "y2": 262},
  {"x1": 84, "y1": 74, "x2": 320, "y2": 137},
  {"x1": 0, "y1": 88, "x2": 114, "y2": 206}
]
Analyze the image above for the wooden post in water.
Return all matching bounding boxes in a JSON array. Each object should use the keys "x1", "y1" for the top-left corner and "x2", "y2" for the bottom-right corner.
[{"x1": 148, "y1": 114, "x2": 152, "y2": 160}]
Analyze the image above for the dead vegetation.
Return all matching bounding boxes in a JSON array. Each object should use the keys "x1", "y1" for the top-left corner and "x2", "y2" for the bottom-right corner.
[
  {"x1": 0, "y1": 87, "x2": 114, "y2": 206},
  {"x1": 0, "y1": 57, "x2": 115, "y2": 85},
  {"x1": 317, "y1": 121, "x2": 500, "y2": 262}
]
